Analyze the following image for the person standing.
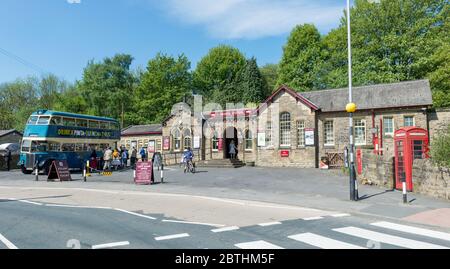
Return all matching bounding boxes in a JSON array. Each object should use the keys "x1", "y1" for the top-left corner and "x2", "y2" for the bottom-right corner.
[
  {"x1": 121, "y1": 149, "x2": 128, "y2": 168},
  {"x1": 130, "y1": 147, "x2": 137, "y2": 168},
  {"x1": 229, "y1": 140, "x2": 237, "y2": 160},
  {"x1": 5, "y1": 149, "x2": 11, "y2": 171},
  {"x1": 103, "y1": 147, "x2": 113, "y2": 171},
  {"x1": 152, "y1": 152, "x2": 162, "y2": 171},
  {"x1": 140, "y1": 147, "x2": 146, "y2": 162},
  {"x1": 90, "y1": 148, "x2": 98, "y2": 170}
]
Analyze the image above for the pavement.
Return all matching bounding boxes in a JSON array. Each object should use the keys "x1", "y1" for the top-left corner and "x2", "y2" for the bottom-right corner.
[{"x1": 0, "y1": 166, "x2": 449, "y2": 249}]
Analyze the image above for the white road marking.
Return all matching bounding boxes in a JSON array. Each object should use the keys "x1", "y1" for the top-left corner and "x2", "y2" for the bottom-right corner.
[
  {"x1": 45, "y1": 204, "x2": 112, "y2": 209},
  {"x1": 288, "y1": 233, "x2": 366, "y2": 249},
  {"x1": 211, "y1": 226, "x2": 240, "y2": 233},
  {"x1": 371, "y1": 221, "x2": 450, "y2": 242},
  {"x1": 92, "y1": 241, "x2": 130, "y2": 249},
  {"x1": 331, "y1": 213, "x2": 351, "y2": 218},
  {"x1": 235, "y1": 240, "x2": 284, "y2": 249},
  {"x1": 333, "y1": 227, "x2": 449, "y2": 249},
  {"x1": 162, "y1": 219, "x2": 225, "y2": 227},
  {"x1": 17, "y1": 200, "x2": 43, "y2": 206},
  {"x1": 302, "y1": 216, "x2": 323, "y2": 221},
  {"x1": 258, "y1": 221, "x2": 282, "y2": 227},
  {"x1": 0, "y1": 234, "x2": 18, "y2": 249},
  {"x1": 114, "y1": 208, "x2": 157, "y2": 220},
  {"x1": 155, "y1": 233, "x2": 190, "y2": 241}
]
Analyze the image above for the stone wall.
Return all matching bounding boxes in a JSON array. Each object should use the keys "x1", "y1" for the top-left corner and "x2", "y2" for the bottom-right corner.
[
  {"x1": 412, "y1": 159, "x2": 450, "y2": 200},
  {"x1": 429, "y1": 108, "x2": 450, "y2": 141},
  {"x1": 357, "y1": 149, "x2": 395, "y2": 189}
]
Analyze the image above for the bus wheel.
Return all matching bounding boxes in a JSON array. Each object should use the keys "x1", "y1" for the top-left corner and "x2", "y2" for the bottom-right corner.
[{"x1": 21, "y1": 166, "x2": 32, "y2": 175}]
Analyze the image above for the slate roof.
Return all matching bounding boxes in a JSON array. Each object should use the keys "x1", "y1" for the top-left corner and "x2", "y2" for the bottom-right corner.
[
  {"x1": 300, "y1": 80, "x2": 433, "y2": 112},
  {"x1": 121, "y1": 124, "x2": 162, "y2": 136},
  {"x1": 0, "y1": 129, "x2": 22, "y2": 137}
]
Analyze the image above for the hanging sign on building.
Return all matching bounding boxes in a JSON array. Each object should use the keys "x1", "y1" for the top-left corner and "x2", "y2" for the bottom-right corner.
[
  {"x1": 193, "y1": 136, "x2": 201, "y2": 149},
  {"x1": 163, "y1": 136, "x2": 170, "y2": 150},
  {"x1": 305, "y1": 128, "x2": 315, "y2": 146},
  {"x1": 257, "y1": 133, "x2": 266, "y2": 147},
  {"x1": 148, "y1": 141, "x2": 155, "y2": 153}
]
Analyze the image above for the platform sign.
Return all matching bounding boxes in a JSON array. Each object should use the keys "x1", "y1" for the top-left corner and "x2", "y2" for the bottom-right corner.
[
  {"x1": 47, "y1": 160, "x2": 72, "y2": 182},
  {"x1": 257, "y1": 133, "x2": 266, "y2": 147},
  {"x1": 134, "y1": 161, "x2": 153, "y2": 185},
  {"x1": 280, "y1": 150, "x2": 290, "y2": 157},
  {"x1": 305, "y1": 128, "x2": 315, "y2": 146}
]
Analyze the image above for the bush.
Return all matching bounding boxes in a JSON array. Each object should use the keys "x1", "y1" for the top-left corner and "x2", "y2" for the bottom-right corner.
[{"x1": 430, "y1": 125, "x2": 450, "y2": 168}]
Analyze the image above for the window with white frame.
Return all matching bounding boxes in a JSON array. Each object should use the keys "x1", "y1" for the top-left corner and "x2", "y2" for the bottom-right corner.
[
  {"x1": 172, "y1": 128, "x2": 181, "y2": 151},
  {"x1": 265, "y1": 121, "x2": 273, "y2": 146},
  {"x1": 404, "y1": 116, "x2": 415, "y2": 127},
  {"x1": 183, "y1": 128, "x2": 191, "y2": 149},
  {"x1": 280, "y1": 112, "x2": 291, "y2": 147},
  {"x1": 354, "y1": 119, "x2": 366, "y2": 145},
  {"x1": 245, "y1": 130, "x2": 253, "y2": 150},
  {"x1": 297, "y1": 120, "x2": 305, "y2": 147},
  {"x1": 384, "y1": 117, "x2": 394, "y2": 136},
  {"x1": 212, "y1": 132, "x2": 219, "y2": 151},
  {"x1": 324, "y1": 120, "x2": 334, "y2": 146}
]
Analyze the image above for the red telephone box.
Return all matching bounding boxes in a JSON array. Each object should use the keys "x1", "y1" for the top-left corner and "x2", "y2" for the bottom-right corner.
[{"x1": 394, "y1": 127, "x2": 429, "y2": 192}]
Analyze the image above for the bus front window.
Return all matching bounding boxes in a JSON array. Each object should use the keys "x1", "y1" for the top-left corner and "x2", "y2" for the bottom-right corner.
[
  {"x1": 27, "y1": 116, "x2": 38, "y2": 125},
  {"x1": 21, "y1": 140, "x2": 32, "y2": 152}
]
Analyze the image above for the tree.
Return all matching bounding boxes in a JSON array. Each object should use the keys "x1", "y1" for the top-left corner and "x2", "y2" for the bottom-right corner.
[
  {"x1": 193, "y1": 45, "x2": 246, "y2": 105},
  {"x1": 134, "y1": 53, "x2": 192, "y2": 124},
  {"x1": 77, "y1": 54, "x2": 136, "y2": 127},
  {"x1": 431, "y1": 125, "x2": 450, "y2": 168},
  {"x1": 53, "y1": 84, "x2": 88, "y2": 114},
  {"x1": 236, "y1": 57, "x2": 267, "y2": 104},
  {"x1": 38, "y1": 74, "x2": 69, "y2": 110},
  {"x1": 277, "y1": 24, "x2": 324, "y2": 91},
  {"x1": 260, "y1": 63, "x2": 279, "y2": 93},
  {"x1": 0, "y1": 77, "x2": 40, "y2": 131}
]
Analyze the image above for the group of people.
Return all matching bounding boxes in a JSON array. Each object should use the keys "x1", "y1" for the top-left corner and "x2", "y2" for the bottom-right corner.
[{"x1": 89, "y1": 146, "x2": 162, "y2": 172}]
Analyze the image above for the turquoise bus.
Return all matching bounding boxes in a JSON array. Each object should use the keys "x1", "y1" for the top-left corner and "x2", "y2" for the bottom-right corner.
[{"x1": 18, "y1": 110, "x2": 120, "y2": 174}]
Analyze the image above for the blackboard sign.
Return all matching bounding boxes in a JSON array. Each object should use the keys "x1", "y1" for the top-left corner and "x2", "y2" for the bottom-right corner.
[
  {"x1": 48, "y1": 160, "x2": 72, "y2": 182},
  {"x1": 134, "y1": 161, "x2": 153, "y2": 185}
]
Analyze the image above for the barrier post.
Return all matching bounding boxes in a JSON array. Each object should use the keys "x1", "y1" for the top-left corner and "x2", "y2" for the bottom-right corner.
[
  {"x1": 161, "y1": 163, "x2": 164, "y2": 184},
  {"x1": 35, "y1": 162, "x2": 39, "y2": 181},
  {"x1": 402, "y1": 177, "x2": 407, "y2": 204},
  {"x1": 83, "y1": 164, "x2": 87, "y2": 182}
]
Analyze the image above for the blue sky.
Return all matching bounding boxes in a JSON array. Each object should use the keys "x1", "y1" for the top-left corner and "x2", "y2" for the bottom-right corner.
[{"x1": 0, "y1": 0, "x2": 350, "y2": 84}]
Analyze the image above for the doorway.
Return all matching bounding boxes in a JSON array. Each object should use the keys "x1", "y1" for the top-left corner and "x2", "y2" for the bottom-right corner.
[{"x1": 224, "y1": 127, "x2": 238, "y2": 159}]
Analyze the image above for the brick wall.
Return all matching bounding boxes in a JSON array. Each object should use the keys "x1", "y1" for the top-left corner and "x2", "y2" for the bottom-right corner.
[{"x1": 412, "y1": 159, "x2": 450, "y2": 200}]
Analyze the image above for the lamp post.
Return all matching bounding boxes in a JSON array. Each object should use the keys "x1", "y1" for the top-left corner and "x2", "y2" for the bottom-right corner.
[{"x1": 346, "y1": 0, "x2": 358, "y2": 201}]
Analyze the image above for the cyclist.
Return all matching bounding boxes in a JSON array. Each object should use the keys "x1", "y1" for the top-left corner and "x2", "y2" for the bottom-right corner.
[{"x1": 183, "y1": 147, "x2": 194, "y2": 173}]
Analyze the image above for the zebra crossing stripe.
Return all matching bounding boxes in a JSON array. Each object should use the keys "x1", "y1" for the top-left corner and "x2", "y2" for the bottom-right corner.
[
  {"x1": 371, "y1": 222, "x2": 450, "y2": 242},
  {"x1": 288, "y1": 233, "x2": 365, "y2": 249},
  {"x1": 333, "y1": 227, "x2": 448, "y2": 249},
  {"x1": 235, "y1": 240, "x2": 284, "y2": 249}
]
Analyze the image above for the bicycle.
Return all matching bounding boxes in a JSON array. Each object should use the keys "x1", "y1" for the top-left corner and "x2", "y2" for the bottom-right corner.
[{"x1": 184, "y1": 159, "x2": 196, "y2": 174}]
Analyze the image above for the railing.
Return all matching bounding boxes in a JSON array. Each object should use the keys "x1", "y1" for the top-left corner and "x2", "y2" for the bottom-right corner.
[{"x1": 161, "y1": 149, "x2": 202, "y2": 166}]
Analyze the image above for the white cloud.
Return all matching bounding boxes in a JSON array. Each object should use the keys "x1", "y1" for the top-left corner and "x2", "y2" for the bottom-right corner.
[
  {"x1": 159, "y1": 0, "x2": 345, "y2": 39},
  {"x1": 67, "y1": 0, "x2": 81, "y2": 4}
]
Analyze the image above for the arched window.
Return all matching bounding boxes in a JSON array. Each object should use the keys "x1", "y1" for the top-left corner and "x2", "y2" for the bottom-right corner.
[
  {"x1": 280, "y1": 112, "x2": 291, "y2": 147},
  {"x1": 172, "y1": 128, "x2": 181, "y2": 151},
  {"x1": 183, "y1": 128, "x2": 192, "y2": 149},
  {"x1": 245, "y1": 130, "x2": 253, "y2": 150},
  {"x1": 212, "y1": 131, "x2": 219, "y2": 151}
]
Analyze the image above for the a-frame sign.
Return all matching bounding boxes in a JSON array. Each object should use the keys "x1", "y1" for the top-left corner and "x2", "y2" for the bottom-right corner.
[{"x1": 47, "y1": 160, "x2": 72, "y2": 182}]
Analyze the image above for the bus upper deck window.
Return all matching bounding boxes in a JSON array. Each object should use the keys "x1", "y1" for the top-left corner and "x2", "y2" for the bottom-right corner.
[
  {"x1": 89, "y1": 121, "x2": 100, "y2": 129},
  {"x1": 63, "y1": 118, "x2": 76, "y2": 127},
  {"x1": 77, "y1": 119, "x2": 88, "y2": 128},
  {"x1": 100, "y1": 122, "x2": 110, "y2": 129},
  {"x1": 37, "y1": 116, "x2": 50, "y2": 125},
  {"x1": 27, "y1": 116, "x2": 38, "y2": 125},
  {"x1": 50, "y1": 117, "x2": 61, "y2": 125}
]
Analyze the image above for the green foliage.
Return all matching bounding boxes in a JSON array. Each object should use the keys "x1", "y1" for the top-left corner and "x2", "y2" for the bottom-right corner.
[
  {"x1": 260, "y1": 63, "x2": 279, "y2": 93},
  {"x1": 135, "y1": 53, "x2": 192, "y2": 124},
  {"x1": 277, "y1": 24, "x2": 324, "y2": 91},
  {"x1": 193, "y1": 45, "x2": 246, "y2": 106},
  {"x1": 77, "y1": 54, "x2": 136, "y2": 127},
  {"x1": 276, "y1": 0, "x2": 450, "y2": 108},
  {"x1": 236, "y1": 57, "x2": 267, "y2": 104},
  {"x1": 430, "y1": 125, "x2": 450, "y2": 168}
]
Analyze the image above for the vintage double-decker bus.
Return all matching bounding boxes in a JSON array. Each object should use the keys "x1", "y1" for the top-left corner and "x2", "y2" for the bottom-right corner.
[{"x1": 18, "y1": 110, "x2": 120, "y2": 174}]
